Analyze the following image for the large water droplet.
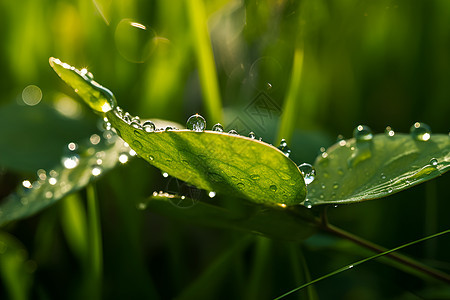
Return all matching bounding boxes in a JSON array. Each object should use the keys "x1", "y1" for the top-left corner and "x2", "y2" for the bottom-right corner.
[
  {"x1": 142, "y1": 121, "x2": 156, "y2": 132},
  {"x1": 430, "y1": 158, "x2": 438, "y2": 166},
  {"x1": 278, "y1": 139, "x2": 291, "y2": 157},
  {"x1": 248, "y1": 132, "x2": 256, "y2": 139},
  {"x1": 269, "y1": 185, "x2": 277, "y2": 192},
  {"x1": 186, "y1": 114, "x2": 206, "y2": 132},
  {"x1": 114, "y1": 19, "x2": 157, "y2": 63},
  {"x1": 228, "y1": 130, "x2": 238, "y2": 135},
  {"x1": 353, "y1": 125, "x2": 373, "y2": 142},
  {"x1": 298, "y1": 163, "x2": 316, "y2": 185},
  {"x1": 212, "y1": 123, "x2": 224, "y2": 132},
  {"x1": 410, "y1": 122, "x2": 431, "y2": 141}
]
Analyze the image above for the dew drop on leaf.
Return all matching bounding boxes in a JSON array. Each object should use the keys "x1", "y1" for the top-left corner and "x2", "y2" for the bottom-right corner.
[
  {"x1": 228, "y1": 130, "x2": 238, "y2": 135},
  {"x1": 353, "y1": 125, "x2": 373, "y2": 142},
  {"x1": 250, "y1": 174, "x2": 260, "y2": 180},
  {"x1": 303, "y1": 199, "x2": 313, "y2": 208},
  {"x1": 212, "y1": 123, "x2": 224, "y2": 132},
  {"x1": 142, "y1": 121, "x2": 155, "y2": 132},
  {"x1": 269, "y1": 184, "x2": 277, "y2": 192},
  {"x1": 278, "y1": 139, "x2": 291, "y2": 157},
  {"x1": 248, "y1": 132, "x2": 256, "y2": 139},
  {"x1": 131, "y1": 121, "x2": 141, "y2": 130},
  {"x1": 429, "y1": 158, "x2": 438, "y2": 166},
  {"x1": 410, "y1": 122, "x2": 431, "y2": 141},
  {"x1": 385, "y1": 126, "x2": 395, "y2": 137},
  {"x1": 298, "y1": 163, "x2": 316, "y2": 185},
  {"x1": 186, "y1": 114, "x2": 206, "y2": 132}
]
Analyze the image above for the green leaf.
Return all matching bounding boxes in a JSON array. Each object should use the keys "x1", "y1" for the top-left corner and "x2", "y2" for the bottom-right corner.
[
  {"x1": 0, "y1": 132, "x2": 130, "y2": 226},
  {"x1": 306, "y1": 133, "x2": 450, "y2": 206},
  {"x1": 49, "y1": 57, "x2": 307, "y2": 206}
]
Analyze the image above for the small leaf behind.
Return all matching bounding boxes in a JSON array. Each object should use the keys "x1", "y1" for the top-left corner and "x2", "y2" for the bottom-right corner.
[
  {"x1": 0, "y1": 133, "x2": 130, "y2": 226},
  {"x1": 307, "y1": 133, "x2": 449, "y2": 205}
]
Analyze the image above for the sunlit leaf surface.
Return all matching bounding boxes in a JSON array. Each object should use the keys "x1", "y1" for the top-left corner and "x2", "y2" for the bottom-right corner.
[
  {"x1": 50, "y1": 57, "x2": 307, "y2": 206},
  {"x1": 306, "y1": 133, "x2": 450, "y2": 206}
]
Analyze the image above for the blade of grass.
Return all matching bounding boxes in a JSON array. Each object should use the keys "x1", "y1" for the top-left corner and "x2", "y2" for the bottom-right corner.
[
  {"x1": 276, "y1": 45, "x2": 304, "y2": 144},
  {"x1": 245, "y1": 236, "x2": 272, "y2": 300},
  {"x1": 186, "y1": 0, "x2": 223, "y2": 124},
  {"x1": 275, "y1": 228, "x2": 450, "y2": 300},
  {"x1": 176, "y1": 235, "x2": 251, "y2": 299},
  {"x1": 288, "y1": 244, "x2": 318, "y2": 300},
  {"x1": 61, "y1": 193, "x2": 88, "y2": 269},
  {"x1": 87, "y1": 184, "x2": 103, "y2": 299}
]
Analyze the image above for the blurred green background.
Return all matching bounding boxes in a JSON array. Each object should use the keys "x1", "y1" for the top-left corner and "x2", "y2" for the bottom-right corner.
[{"x1": 0, "y1": 0, "x2": 449, "y2": 299}]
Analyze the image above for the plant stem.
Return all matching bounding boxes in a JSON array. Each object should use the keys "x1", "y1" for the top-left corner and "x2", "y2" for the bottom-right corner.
[
  {"x1": 320, "y1": 222, "x2": 450, "y2": 284},
  {"x1": 87, "y1": 184, "x2": 103, "y2": 299}
]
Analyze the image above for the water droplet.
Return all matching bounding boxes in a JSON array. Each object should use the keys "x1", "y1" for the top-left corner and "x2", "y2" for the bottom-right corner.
[
  {"x1": 212, "y1": 123, "x2": 224, "y2": 132},
  {"x1": 385, "y1": 126, "x2": 395, "y2": 137},
  {"x1": 298, "y1": 163, "x2": 316, "y2": 185},
  {"x1": 237, "y1": 182, "x2": 245, "y2": 189},
  {"x1": 22, "y1": 180, "x2": 32, "y2": 189},
  {"x1": 62, "y1": 155, "x2": 80, "y2": 169},
  {"x1": 248, "y1": 132, "x2": 256, "y2": 139},
  {"x1": 132, "y1": 140, "x2": 143, "y2": 150},
  {"x1": 278, "y1": 139, "x2": 291, "y2": 157},
  {"x1": 186, "y1": 114, "x2": 206, "y2": 132},
  {"x1": 304, "y1": 199, "x2": 313, "y2": 208},
  {"x1": 118, "y1": 153, "x2": 129, "y2": 164},
  {"x1": 115, "y1": 107, "x2": 124, "y2": 118},
  {"x1": 353, "y1": 125, "x2": 373, "y2": 142},
  {"x1": 165, "y1": 126, "x2": 175, "y2": 131},
  {"x1": 142, "y1": 121, "x2": 156, "y2": 132},
  {"x1": 208, "y1": 191, "x2": 216, "y2": 198},
  {"x1": 337, "y1": 168, "x2": 344, "y2": 176},
  {"x1": 250, "y1": 174, "x2": 260, "y2": 180},
  {"x1": 129, "y1": 149, "x2": 137, "y2": 156},
  {"x1": 90, "y1": 134, "x2": 101, "y2": 145},
  {"x1": 123, "y1": 113, "x2": 132, "y2": 123},
  {"x1": 269, "y1": 184, "x2": 277, "y2": 192},
  {"x1": 114, "y1": 19, "x2": 157, "y2": 63},
  {"x1": 430, "y1": 158, "x2": 438, "y2": 166},
  {"x1": 91, "y1": 166, "x2": 102, "y2": 176},
  {"x1": 37, "y1": 169, "x2": 47, "y2": 181},
  {"x1": 131, "y1": 121, "x2": 141, "y2": 130},
  {"x1": 332, "y1": 183, "x2": 339, "y2": 189},
  {"x1": 162, "y1": 172, "x2": 169, "y2": 178},
  {"x1": 388, "y1": 188, "x2": 393, "y2": 193},
  {"x1": 381, "y1": 173, "x2": 386, "y2": 180},
  {"x1": 68, "y1": 142, "x2": 78, "y2": 151},
  {"x1": 148, "y1": 155, "x2": 154, "y2": 161},
  {"x1": 410, "y1": 122, "x2": 431, "y2": 141},
  {"x1": 228, "y1": 130, "x2": 238, "y2": 135}
]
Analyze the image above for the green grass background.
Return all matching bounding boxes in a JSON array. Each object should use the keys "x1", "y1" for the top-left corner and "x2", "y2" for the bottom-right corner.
[{"x1": 0, "y1": 0, "x2": 449, "y2": 299}]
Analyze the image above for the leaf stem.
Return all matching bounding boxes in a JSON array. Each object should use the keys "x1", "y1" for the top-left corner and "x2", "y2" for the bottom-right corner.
[{"x1": 320, "y1": 223, "x2": 450, "y2": 284}]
